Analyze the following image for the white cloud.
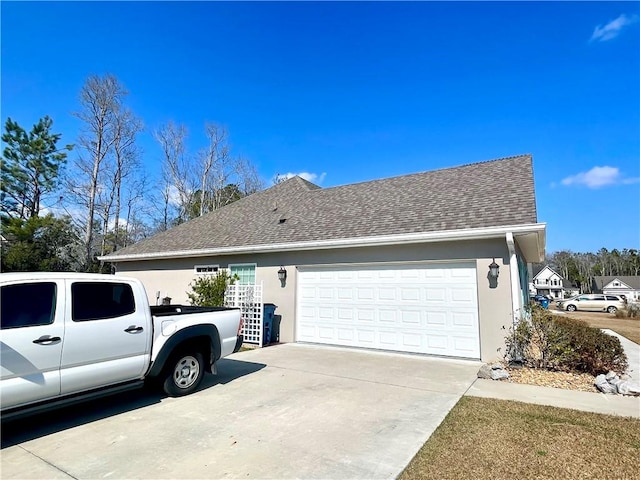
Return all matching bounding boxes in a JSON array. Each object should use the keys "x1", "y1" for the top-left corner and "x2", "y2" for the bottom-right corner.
[
  {"x1": 590, "y1": 13, "x2": 638, "y2": 42},
  {"x1": 165, "y1": 184, "x2": 183, "y2": 206},
  {"x1": 280, "y1": 172, "x2": 327, "y2": 185},
  {"x1": 560, "y1": 166, "x2": 640, "y2": 189}
]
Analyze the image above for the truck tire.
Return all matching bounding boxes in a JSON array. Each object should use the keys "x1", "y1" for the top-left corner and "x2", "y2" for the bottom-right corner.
[{"x1": 163, "y1": 350, "x2": 205, "y2": 397}]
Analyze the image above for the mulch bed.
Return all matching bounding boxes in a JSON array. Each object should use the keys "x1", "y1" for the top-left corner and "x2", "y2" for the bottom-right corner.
[{"x1": 505, "y1": 366, "x2": 597, "y2": 393}]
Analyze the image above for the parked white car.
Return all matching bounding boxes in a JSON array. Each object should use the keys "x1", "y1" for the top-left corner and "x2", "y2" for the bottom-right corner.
[{"x1": 556, "y1": 294, "x2": 625, "y2": 314}]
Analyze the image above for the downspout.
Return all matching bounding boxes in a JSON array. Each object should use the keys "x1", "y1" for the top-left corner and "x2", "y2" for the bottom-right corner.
[{"x1": 506, "y1": 232, "x2": 521, "y2": 324}]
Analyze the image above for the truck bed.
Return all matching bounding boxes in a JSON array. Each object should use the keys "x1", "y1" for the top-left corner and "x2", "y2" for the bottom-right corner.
[{"x1": 150, "y1": 305, "x2": 239, "y2": 317}]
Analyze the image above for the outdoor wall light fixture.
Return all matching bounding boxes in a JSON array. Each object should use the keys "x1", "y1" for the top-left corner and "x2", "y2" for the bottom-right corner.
[
  {"x1": 278, "y1": 266, "x2": 287, "y2": 287},
  {"x1": 489, "y1": 258, "x2": 500, "y2": 278}
]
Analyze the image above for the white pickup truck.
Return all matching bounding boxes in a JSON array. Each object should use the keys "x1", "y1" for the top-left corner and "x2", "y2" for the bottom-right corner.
[{"x1": 0, "y1": 272, "x2": 243, "y2": 419}]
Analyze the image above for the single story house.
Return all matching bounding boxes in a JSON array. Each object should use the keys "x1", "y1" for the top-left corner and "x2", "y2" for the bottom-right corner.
[
  {"x1": 100, "y1": 154, "x2": 546, "y2": 363},
  {"x1": 530, "y1": 265, "x2": 578, "y2": 299},
  {"x1": 592, "y1": 276, "x2": 640, "y2": 302}
]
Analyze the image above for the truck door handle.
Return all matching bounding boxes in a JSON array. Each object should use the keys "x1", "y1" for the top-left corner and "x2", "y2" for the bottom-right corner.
[
  {"x1": 124, "y1": 326, "x2": 144, "y2": 333},
  {"x1": 33, "y1": 336, "x2": 61, "y2": 345}
]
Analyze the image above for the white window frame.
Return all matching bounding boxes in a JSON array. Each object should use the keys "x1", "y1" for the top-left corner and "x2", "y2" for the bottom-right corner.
[
  {"x1": 229, "y1": 263, "x2": 257, "y2": 285},
  {"x1": 194, "y1": 264, "x2": 220, "y2": 275}
]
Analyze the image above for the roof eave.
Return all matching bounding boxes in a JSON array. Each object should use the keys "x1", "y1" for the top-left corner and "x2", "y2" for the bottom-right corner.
[{"x1": 99, "y1": 223, "x2": 547, "y2": 263}]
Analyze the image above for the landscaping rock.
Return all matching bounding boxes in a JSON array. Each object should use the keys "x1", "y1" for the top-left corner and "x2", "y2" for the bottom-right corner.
[
  {"x1": 477, "y1": 363, "x2": 510, "y2": 381},
  {"x1": 594, "y1": 374, "x2": 617, "y2": 394},
  {"x1": 491, "y1": 368, "x2": 510, "y2": 381},
  {"x1": 605, "y1": 371, "x2": 619, "y2": 382},
  {"x1": 477, "y1": 365, "x2": 493, "y2": 379},
  {"x1": 594, "y1": 371, "x2": 640, "y2": 396},
  {"x1": 616, "y1": 380, "x2": 640, "y2": 396}
]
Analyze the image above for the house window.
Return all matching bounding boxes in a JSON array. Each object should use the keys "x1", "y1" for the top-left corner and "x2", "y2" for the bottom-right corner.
[
  {"x1": 230, "y1": 264, "x2": 256, "y2": 285},
  {"x1": 613, "y1": 282, "x2": 620, "y2": 286},
  {"x1": 194, "y1": 265, "x2": 219, "y2": 275}
]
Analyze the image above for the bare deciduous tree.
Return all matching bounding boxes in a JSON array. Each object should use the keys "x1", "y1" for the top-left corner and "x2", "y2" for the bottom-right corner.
[
  {"x1": 110, "y1": 108, "x2": 143, "y2": 251},
  {"x1": 154, "y1": 121, "x2": 263, "y2": 227},
  {"x1": 70, "y1": 74, "x2": 127, "y2": 269},
  {"x1": 154, "y1": 121, "x2": 193, "y2": 224}
]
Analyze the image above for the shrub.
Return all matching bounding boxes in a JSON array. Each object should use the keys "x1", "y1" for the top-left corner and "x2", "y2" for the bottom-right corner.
[
  {"x1": 505, "y1": 306, "x2": 628, "y2": 376},
  {"x1": 614, "y1": 303, "x2": 640, "y2": 318},
  {"x1": 187, "y1": 270, "x2": 238, "y2": 307}
]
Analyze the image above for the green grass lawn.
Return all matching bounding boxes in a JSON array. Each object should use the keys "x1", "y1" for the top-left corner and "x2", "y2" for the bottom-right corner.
[{"x1": 399, "y1": 397, "x2": 640, "y2": 480}]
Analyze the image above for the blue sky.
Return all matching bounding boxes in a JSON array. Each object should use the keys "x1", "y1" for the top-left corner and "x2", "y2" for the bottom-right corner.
[{"x1": 2, "y1": 1, "x2": 639, "y2": 254}]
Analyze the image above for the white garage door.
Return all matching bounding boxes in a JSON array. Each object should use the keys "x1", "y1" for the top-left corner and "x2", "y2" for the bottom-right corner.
[{"x1": 296, "y1": 263, "x2": 480, "y2": 359}]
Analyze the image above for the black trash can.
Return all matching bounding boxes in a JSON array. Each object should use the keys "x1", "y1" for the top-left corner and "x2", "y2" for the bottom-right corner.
[{"x1": 263, "y1": 303, "x2": 277, "y2": 346}]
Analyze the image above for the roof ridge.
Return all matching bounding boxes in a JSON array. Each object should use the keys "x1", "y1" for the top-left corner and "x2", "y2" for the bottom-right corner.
[{"x1": 319, "y1": 154, "x2": 532, "y2": 191}]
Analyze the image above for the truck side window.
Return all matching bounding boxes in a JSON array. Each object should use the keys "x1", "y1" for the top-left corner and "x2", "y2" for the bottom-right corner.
[
  {"x1": 1, "y1": 283, "x2": 57, "y2": 329},
  {"x1": 72, "y1": 282, "x2": 135, "y2": 321}
]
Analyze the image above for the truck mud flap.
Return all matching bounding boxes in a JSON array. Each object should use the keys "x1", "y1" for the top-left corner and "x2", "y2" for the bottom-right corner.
[{"x1": 233, "y1": 335, "x2": 244, "y2": 353}]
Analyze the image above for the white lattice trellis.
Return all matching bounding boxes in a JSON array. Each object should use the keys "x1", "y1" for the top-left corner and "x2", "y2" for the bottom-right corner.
[{"x1": 225, "y1": 283, "x2": 264, "y2": 346}]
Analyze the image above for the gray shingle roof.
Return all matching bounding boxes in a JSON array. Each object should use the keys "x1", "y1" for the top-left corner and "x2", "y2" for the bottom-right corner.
[
  {"x1": 107, "y1": 154, "x2": 538, "y2": 258},
  {"x1": 593, "y1": 276, "x2": 640, "y2": 290}
]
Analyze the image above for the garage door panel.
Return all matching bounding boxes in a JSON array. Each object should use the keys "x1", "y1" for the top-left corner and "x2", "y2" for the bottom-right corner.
[
  {"x1": 300, "y1": 287, "x2": 316, "y2": 299},
  {"x1": 425, "y1": 268, "x2": 446, "y2": 279},
  {"x1": 379, "y1": 331, "x2": 399, "y2": 347},
  {"x1": 451, "y1": 311, "x2": 477, "y2": 328},
  {"x1": 357, "y1": 330, "x2": 375, "y2": 344},
  {"x1": 378, "y1": 269, "x2": 395, "y2": 279},
  {"x1": 318, "y1": 326, "x2": 335, "y2": 340},
  {"x1": 378, "y1": 287, "x2": 396, "y2": 301},
  {"x1": 357, "y1": 288, "x2": 374, "y2": 300},
  {"x1": 378, "y1": 310, "x2": 396, "y2": 323},
  {"x1": 451, "y1": 336, "x2": 479, "y2": 356},
  {"x1": 400, "y1": 288, "x2": 420, "y2": 301},
  {"x1": 337, "y1": 288, "x2": 352, "y2": 299},
  {"x1": 297, "y1": 263, "x2": 480, "y2": 359},
  {"x1": 400, "y1": 269, "x2": 421, "y2": 279},
  {"x1": 425, "y1": 288, "x2": 446, "y2": 302},
  {"x1": 337, "y1": 328, "x2": 354, "y2": 341},
  {"x1": 357, "y1": 309, "x2": 375, "y2": 321},
  {"x1": 426, "y1": 334, "x2": 448, "y2": 350},
  {"x1": 400, "y1": 310, "x2": 421, "y2": 325},
  {"x1": 319, "y1": 287, "x2": 333, "y2": 299},
  {"x1": 425, "y1": 311, "x2": 447, "y2": 326},
  {"x1": 450, "y1": 288, "x2": 475, "y2": 304}
]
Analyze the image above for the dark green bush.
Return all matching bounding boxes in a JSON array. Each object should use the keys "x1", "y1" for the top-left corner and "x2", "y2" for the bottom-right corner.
[
  {"x1": 505, "y1": 306, "x2": 628, "y2": 376},
  {"x1": 551, "y1": 316, "x2": 628, "y2": 375}
]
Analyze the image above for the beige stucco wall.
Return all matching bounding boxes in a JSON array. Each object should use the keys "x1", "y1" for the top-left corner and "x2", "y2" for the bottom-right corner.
[{"x1": 115, "y1": 237, "x2": 522, "y2": 362}]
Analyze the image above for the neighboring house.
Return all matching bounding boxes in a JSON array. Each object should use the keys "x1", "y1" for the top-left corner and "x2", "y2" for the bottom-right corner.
[
  {"x1": 530, "y1": 265, "x2": 577, "y2": 299},
  {"x1": 563, "y1": 280, "x2": 580, "y2": 298},
  {"x1": 592, "y1": 276, "x2": 640, "y2": 302},
  {"x1": 100, "y1": 154, "x2": 546, "y2": 363}
]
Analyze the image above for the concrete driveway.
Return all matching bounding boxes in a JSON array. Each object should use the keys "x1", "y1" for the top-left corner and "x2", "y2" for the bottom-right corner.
[{"x1": 1, "y1": 344, "x2": 480, "y2": 479}]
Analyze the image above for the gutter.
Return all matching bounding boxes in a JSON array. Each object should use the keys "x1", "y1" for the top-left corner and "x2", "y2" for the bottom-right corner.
[
  {"x1": 506, "y1": 232, "x2": 522, "y2": 323},
  {"x1": 99, "y1": 222, "x2": 546, "y2": 263}
]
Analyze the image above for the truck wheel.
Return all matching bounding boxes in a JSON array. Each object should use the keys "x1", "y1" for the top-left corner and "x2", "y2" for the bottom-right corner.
[{"x1": 163, "y1": 350, "x2": 205, "y2": 397}]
